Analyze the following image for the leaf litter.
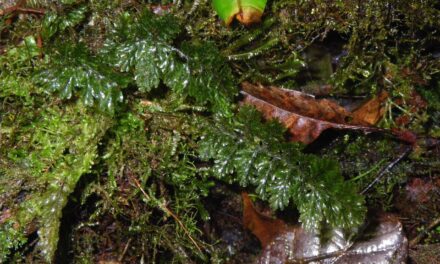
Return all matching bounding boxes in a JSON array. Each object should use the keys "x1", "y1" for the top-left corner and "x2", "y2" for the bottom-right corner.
[
  {"x1": 241, "y1": 82, "x2": 413, "y2": 145},
  {"x1": 242, "y1": 193, "x2": 408, "y2": 264}
]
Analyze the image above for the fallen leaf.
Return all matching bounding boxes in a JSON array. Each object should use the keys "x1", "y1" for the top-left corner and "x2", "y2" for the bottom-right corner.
[
  {"x1": 241, "y1": 82, "x2": 378, "y2": 144},
  {"x1": 242, "y1": 195, "x2": 408, "y2": 264},
  {"x1": 352, "y1": 90, "x2": 389, "y2": 125},
  {"x1": 242, "y1": 193, "x2": 287, "y2": 248},
  {"x1": 394, "y1": 91, "x2": 428, "y2": 127}
]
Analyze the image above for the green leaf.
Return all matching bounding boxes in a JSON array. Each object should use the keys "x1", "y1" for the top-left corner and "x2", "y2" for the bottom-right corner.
[
  {"x1": 213, "y1": 0, "x2": 267, "y2": 25},
  {"x1": 103, "y1": 11, "x2": 186, "y2": 94},
  {"x1": 181, "y1": 42, "x2": 237, "y2": 115}
]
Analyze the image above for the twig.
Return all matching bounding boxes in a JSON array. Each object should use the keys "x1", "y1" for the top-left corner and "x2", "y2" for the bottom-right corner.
[
  {"x1": 129, "y1": 174, "x2": 203, "y2": 253},
  {"x1": 409, "y1": 215, "x2": 440, "y2": 247},
  {"x1": 187, "y1": 0, "x2": 203, "y2": 15},
  {"x1": 361, "y1": 145, "x2": 412, "y2": 194},
  {"x1": 118, "y1": 238, "x2": 132, "y2": 262},
  {"x1": 0, "y1": 6, "x2": 45, "y2": 16}
]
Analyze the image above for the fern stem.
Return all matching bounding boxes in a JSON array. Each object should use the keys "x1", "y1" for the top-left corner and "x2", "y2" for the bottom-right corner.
[{"x1": 227, "y1": 37, "x2": 280, "y2": 61}]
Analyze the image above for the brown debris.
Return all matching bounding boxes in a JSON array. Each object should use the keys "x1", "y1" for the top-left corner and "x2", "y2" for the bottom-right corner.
[
  {"x1": 242, "y1": 193, "x2": 287, "y2": 248},
  {"x1": 352, "y1": 90, "x2": 389, "y2": 126},
  {"x1": 241, "y1": 82, "x2": 424, "y2": 145},
  {"x1": 241, "y1": 82, "x2": 379, "y2": 144},
  {"x1": 242, "y1": 195, "x2": 408, "y2": 264}
]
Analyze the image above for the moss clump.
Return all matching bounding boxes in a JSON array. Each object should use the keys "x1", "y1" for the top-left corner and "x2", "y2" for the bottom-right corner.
[{"x1": 0, "y1": 0, "x2": 439, "y2": 262}]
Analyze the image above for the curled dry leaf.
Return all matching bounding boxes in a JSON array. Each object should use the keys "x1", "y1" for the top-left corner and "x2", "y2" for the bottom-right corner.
[
  {"x1": 351, "y1": 91, "x2": 389, "y2": 126},
  {"x1": 242, "y1": 194, "x2": 408, "y2": 264},
  {"x1": 241, "y1": 82, "x2": 382, "y2": 144},
  {"x1": 242, "y1": 193, "x2": 287, "y2": 248}
]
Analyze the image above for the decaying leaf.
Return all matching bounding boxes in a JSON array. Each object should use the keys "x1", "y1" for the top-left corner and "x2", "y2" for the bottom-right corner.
[
  {"x1": 352, "y1": 91, "x2": 389, "y2": 126},
  {"x1": 242, "y1": 193, "x2": 287, "y2": 248},
  {"x1": 241, "y1": 82, "x2": 382, "y2": 144},
  {"x1": 243, "y1": 194, "x2": 408, "y2": 264}
]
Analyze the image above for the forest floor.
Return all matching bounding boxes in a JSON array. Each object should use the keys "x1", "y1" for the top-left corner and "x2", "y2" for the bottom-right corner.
[{"x1": 0, "y1": 1, "x2": 439, "y2": 263}]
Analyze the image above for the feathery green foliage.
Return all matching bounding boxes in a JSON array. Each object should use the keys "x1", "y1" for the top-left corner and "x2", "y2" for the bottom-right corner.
[
  {"x1": 2, "y1": 0, "x2": 439, "y2": 262},
  {"x1": 41, "y1": 5, "x2": 87, "y2": 40},
  {"x1": 0, "y1": 97, "x2": 111, "y2": 262},
  {"x1": 200, "y1": 106, "x2": 366, "y2": 230},
  {"x1": 103, "y1": 10, "x2": 236, "y2": 115},
  {"x1": 180, "y1": 41, "x2": 236, "y2": 114},
  {"x1": 0, "y1": 35, "x2": 41, "y2": 98},
  {"x1": 35, "y1": 43, "x2": 127, "y2": 113},
  {"x1": 102, "y1": 11, "x2": 183, "y2": 93}
]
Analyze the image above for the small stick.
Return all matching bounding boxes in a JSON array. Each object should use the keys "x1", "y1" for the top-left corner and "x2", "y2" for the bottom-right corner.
[
  {"x1": 118, "y1": 238, "x2": 132, "y2": 262},
  {"x1": 409, "y1": 215, "x2": 440, "y2": 247},
  {"x1": 129, "y1": 174, "x2": 203, "y2": 253},
  {"x1": 0, "y1": 6, "x2": 45, "y2": 16},
  {"x1": 361, "y1": 145, "x2": 412, "y2": 194}
]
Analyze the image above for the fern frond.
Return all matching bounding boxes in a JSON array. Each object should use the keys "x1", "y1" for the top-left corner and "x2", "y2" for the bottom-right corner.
[
  {"x1": 103, "y1": 10, "x2": 236, "y2": 115},
  {"x1": 35, "y1": 43, "x2": 128, "y2": 113},
  {"x1": 181, "y1": 42, "x2": 236, "y2": 114},
  {"x1": 199, "y1": 106, "x2": 366, "y2": 230},
  {"x1": 41, "y1": 5, "x2": 88, "y2": 40}
]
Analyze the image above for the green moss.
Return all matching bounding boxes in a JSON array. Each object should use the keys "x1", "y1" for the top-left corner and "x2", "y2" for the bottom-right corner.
[
  {"x1": 70, "y1": 99, "x2": 214, "y2": 262},
  {"x1": 0, "y1": 101, "x2": 111, "y2": 262},
  {"x1": 1, "y1": 0, "x2": 439, "y2": 262}
]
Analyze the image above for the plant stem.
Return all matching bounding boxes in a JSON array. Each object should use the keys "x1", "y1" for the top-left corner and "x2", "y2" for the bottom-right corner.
[
  {"x1": 223, "y1": 17, "x2": 276, "y2": 54},
  {"x1": 227, "y1": 37, "x2": 280, "y2": 61}
]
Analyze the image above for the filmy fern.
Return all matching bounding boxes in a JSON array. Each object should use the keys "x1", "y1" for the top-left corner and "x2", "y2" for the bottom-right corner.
[
  {"x1": 181, "y1": 42, "x2": 236, "y2": 114},
  {"x1": 41, "y1": 5, "x2": 88, "y2": 40},
  {"x1": 103, "y1": 10, "x2": 236, "y2": 115},
  {"x1": 199, "y1": 106, "x2": 366, "y2": 230},
  {"x1": 35, "y1": 43, "x2": 127, "y2": 113}
]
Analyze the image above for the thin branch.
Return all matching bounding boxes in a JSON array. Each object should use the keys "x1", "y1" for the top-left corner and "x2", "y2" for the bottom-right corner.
[
  {"x1": 409, "y1": 215, "x2": 440, "y2": 247},
  {"x1": 129, "y1": 174, "x2": 203, "y2": 254},
  {"x1": 0, "y1": 6, "x2": 45, "y2": 16},
  {"x1": 118, "y1": 238, "x2": 132, "y2": 262},
  {"x1": 361, "y1": 145, "x2": 412, "y2": 194},
  {"x1": 228, "y1": 37, "x2": 280, "y2": 61}
]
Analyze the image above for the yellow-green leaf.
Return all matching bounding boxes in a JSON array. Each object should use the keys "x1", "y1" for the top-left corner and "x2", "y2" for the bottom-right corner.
[{"x1": 213, "y1": 0, "x2": 267, "y2": 26}]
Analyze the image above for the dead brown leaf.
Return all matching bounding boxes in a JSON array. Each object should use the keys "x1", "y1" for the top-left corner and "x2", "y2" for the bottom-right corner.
[
  {"x1": 242, "y1": 193, "x2": 287, "y2": 248},
  {"x1": 352, "y1": 91, "x2": 389, "y2": 125},
  {"x1": 0, "y1": 209, "x2": 12, "y2": 224},
  {"x1": 241, "y1": 82, "x2": 381, "y2": 144},
  {"x1": 242, "y1": 194, "x2": 408, "y2": 264}
]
